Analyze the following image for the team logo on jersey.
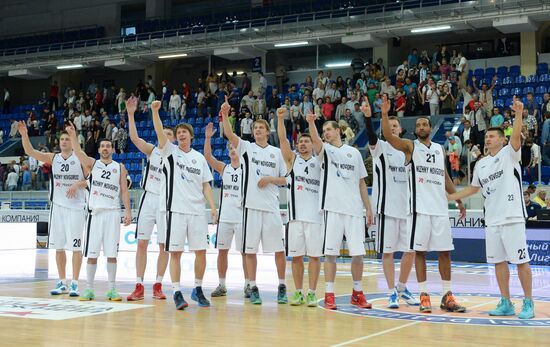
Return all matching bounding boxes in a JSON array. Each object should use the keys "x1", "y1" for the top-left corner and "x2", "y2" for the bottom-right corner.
[
  {"x1": 435, "y1": 150, "x2": 440, "y2": 155},
  {"x1": 310, "y1": 163, "x2": 315, "y2": 168},
  {"x1": 192, "y1": 159, "x2": 197, "y2": 164},
  {"x1": 270, "y1": 154, "x2": 275, "y2": 159},
  {"x1": 346, "y1": 153, "x2": 352, "y2": 158},
  {"x1": 297, "y1": 185, "x2": 304, "y2": 190},
  {"x1": 113, "y1": 169, "x2": 118, "y2": 173},
  {"x1": 92, "y1": 190, "x2": 98, "y2": 196},
  {"x1": 418, "y1": 177, "x2": 424, "y2": 183},
  {"x1": 70, "y1": 161, "x2": 75, "y2": 165},
  {"x1": 494, "y1": 158, "x2": 500, "y2": 163}
]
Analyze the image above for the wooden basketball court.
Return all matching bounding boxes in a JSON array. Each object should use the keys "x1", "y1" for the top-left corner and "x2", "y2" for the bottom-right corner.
[{"x1": 1, "y1": 249, "x2": 549, "y2": 346}]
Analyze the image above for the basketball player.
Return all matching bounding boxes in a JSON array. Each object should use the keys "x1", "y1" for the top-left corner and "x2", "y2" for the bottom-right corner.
[
  {"x1": 221, "y1": 96, "x2": 288, "y2": 305},
  {"x1": 66, "y1": 123, "x2": 131, "y2": 301},
  {"x1": 380, "y1": 98, "x2": 466, "y2": 313},
  {"x1": 448, "y1": 99, "x2": 534, "y2": 319},
  {"x1": 126, "y1": 96, "x2": 174, "y2": 301},
  {"x1": 276, "y1": 107, "x2": 322, "y2": 307},
  {"x1": 18, "y1": 122, "x2": 87, "y2": 297},
  {"x1": 203, "y1": 122, "x2": 248, "y2": 297},
  {"x1": 306, "y1": 111, "x2": 374, "y2": 310},
  {"x1": 151, "y1": 100, "x2": 217, "y2": 310},
  {"x1": 362, "y1": 97, "x2": 419, "y2": 308}
]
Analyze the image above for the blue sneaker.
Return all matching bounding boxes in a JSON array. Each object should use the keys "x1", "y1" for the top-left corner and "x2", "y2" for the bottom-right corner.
[
  {"x1": 69, "y1": 282, "x2": 80, "y2": 297},
  {"x1": 50, "y1": 281, "x2": 68, "y2": 295},
  {"x1": 518, "y1": 298, "x2": 535, "y2": 319},
  {"x1": 488, "y1": 298, "x2": 515, "y2": 316},
  {"x1": 388, "y1": 291, "x2": 399, "y2": 309},
  {"x1": 191, "y1": 287, "x2": 211, "y2": 307},
  {"x1": 277, "y1": 284, "x2": 288, "y2": 304},
  {"x1": 173, "y1": 291, "x2": 188, "y2": 310},
  {"x1": 249, "y1": 286, "x2": 262, "y2": 305},
  {"x1": 398, "y1": 287, "x2": 420, "y2": 306}
]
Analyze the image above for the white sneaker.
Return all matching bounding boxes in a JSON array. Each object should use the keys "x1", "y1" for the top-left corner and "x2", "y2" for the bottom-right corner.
[
  {"x1": 69, "y1": 282, "x2": 80, "y2": 297},
  {"x1": 50, "y1": 281, "x2": 68, "y2": 295}
]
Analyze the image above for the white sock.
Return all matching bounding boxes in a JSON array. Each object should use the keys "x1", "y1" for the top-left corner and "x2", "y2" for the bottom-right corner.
[
  {"x1": 442, "y1": 280, "x2": 452, "y2": 294},
  {"x1": 137, "y1": 277, "x2": 143, "y2": 285},
  {"x1": 308, "y1": 288, "x2": 315, "y2": 294},
  {"x1": 156, "y1": 275, "x2": 163, "y2": 284},
  {"x1": 245, "y1": 279, "x2": 250, "y2": 286},
  {"x1": 353, "y1": 281, "x2": 362, "y2": 292},
  {"x1": 279, "y1": 279, "x2": 285, "y2": 285},
  {"x1": 325, "y1": 282, "x2": 334, "y2": 293},
  {"x1": 107, "y1": 262, "x2": 117, "y2": 290},
  {"x1": 172, "y1": 282, "x2": 180, "y2": 293},
  {"x1": 220, "y1": 278, "x2": 226, "y2": 286},
  {"x1": 296, "y1": 288, "x2": 303, "y2": 294},
  {"x1": 250, "y1": 280, "x2": 257, "y2": 287},
  {"x1": 419, "y1": 281, "x2": 428, "y2": 293},
  {"x1": 86, "y1": 263, "x2": 97, "y2": 290},
  {"x1": 396, "y1": 282, "x2": 406, "y2": 292},
  {"x1": 194, "y1": 279, "x2": 203, "y2": 288}
]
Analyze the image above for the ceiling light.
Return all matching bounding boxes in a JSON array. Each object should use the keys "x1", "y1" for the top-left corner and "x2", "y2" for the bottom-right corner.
[
  {"x1": 158, "y1": 53, "x2": 188, "y2": 59},
  {"x1": 411, "y1": 25, "x2": 451, "y2": 33},
  {"x1": 325, "y1": 62, "x2": 351, "y2": 68},
  {"x1": 274, "y1": 41, "x2": 309, "y2": 47},
  {"x1": 56, "y1": 64, "x2": 84, "y2": 70}
]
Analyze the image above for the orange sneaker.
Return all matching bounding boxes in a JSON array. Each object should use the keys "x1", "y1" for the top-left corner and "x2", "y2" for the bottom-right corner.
[
  {"x1": 127, "y1": 283, "x2": 144, "y2": 301},
  {"x1": 324, "y1": 293, "x2": 337, "y2": 310},
  {"x1": 153, "y1": 282, "x2": 166, "y2": 300},
  {"x1": 419, "y1": 292, "x2": 432, "y2": 313},
  {"x1": 350, "y1": 290, "x2": 372, "y2": 309},
  {"x1": 440, "y1": 291, "x2": 466, "y2": 312}
]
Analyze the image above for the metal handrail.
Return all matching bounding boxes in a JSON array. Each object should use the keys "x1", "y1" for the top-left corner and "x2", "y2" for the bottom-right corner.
[{"x1": 0, "y1": 0, "x2": 547, "y2": 62}]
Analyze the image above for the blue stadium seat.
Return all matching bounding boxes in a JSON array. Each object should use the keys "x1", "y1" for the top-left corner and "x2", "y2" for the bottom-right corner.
[
  {"x1": 522, "y1": 86, "x2": 534, "y2": 95},
  {"x1": 501, "y1": 76, "x2": 513, "y2": 86},
  {"x1": 509, "y1": 65, "x2": 521, "y2": 77},
  {"x1": 539, "y1": 74, "x2": 550, "y2": 85},
  {"x1": 537, "y1": 63, "x2": 549, "y2": 74},
  {"x1": 474, "y1": 68, "x2": 484, "y2": 77},
  {"x1": 514, "y1": 76, "x2": 526, "y2": 85},
  {"x1": 495, "y1": 99, "x2": 505, "y2": 108},
  {"x1": 511, "y1": 88, "x2": 521, "y2": 96},
  {"x1": 485, "y1": 67, "x2": 495, "y2": 76},
  {"x1": 527, "y1": 74, "x2": 538, "y2": 83},
  {"x1": 498, "y1": 88, "x2": 509, "y2": 97},
  {"x1": 498, "y1": 66, "x2": 508, "y2": 76},
  {"x1": 535, "y1": 85, "x2": 547, "y2": 94}
]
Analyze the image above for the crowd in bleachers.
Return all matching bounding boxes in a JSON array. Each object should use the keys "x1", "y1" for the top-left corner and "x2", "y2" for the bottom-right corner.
[{"x1": 2, "y1": 43, "x2": 550, "y2": 193}]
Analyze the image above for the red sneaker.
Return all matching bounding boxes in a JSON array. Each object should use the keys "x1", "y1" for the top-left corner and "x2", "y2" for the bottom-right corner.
[
  {"x1": 127, "y1": 283, "x2": 144, "y2": 301},
  {"x1": 153, "y1": 282, "x2": 166, "y2": 300},
  {"x1": 350, "y1": 290, "x2": 372, "y2": 309},
  {"x1": 324, "y1": 293, "x2": 337, "y2": 310}
]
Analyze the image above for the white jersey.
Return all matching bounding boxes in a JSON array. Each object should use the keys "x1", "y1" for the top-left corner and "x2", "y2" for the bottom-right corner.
[
  {"x1": 141, "y1": 147, "x2": 163, "y2": 195},
  {"x1": 472, "y1": 144, "x2": 526, "y2": 226},
  {"x1": 87, "y1": 160, "x2": 122, "y2": 212},
  {"x1": 160, "y1": 142, "x2": 212, "y2": 215},
  {"x1": 407, "y1": 140, "x2": 448, "y2": 216},
  {"x1": 319, "y1": 143, "x2": 367, "y2": 217},
  {"x1": 219, "y1": 164, "x2": 243, "y2": 223},
  {"x1": 238, "y1": 139, "x2": 287, "y2": 213},
  {"x1": 287, "y1": 155, "x2": 322, "y2": 224},
  {"x1": 370, "y1": 140, "x2": 408, "y2": 219},
  {"x1": 50, "y1": 152, "x2": 86, "y2": 210},
  {"x1": 159, "y1": 164, "x2": 168, "y2": 212}
]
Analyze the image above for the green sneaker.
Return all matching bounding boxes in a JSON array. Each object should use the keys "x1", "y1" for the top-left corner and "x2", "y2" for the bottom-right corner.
[
  {"x1": 306, "y1": 292, "x2": 318, "y2": 307},
  {"x1": 249, "y1": 286, "x2": 262, "y2": 305},
  {"x1": 488, "y1": 298, "x2": 515, "y2": 316},
  {"x1": 518, "y1": 298, "x2": 535, "y2": 319},
  {"x1": 106, "y1": 288, "x2": 122, "y2": 301},
  {"x1": 290, "y1": 291, "x2": 305, "y2": 306},
  {"x1": 79, "y1": 288, "x2": 95, "y2": 301}
]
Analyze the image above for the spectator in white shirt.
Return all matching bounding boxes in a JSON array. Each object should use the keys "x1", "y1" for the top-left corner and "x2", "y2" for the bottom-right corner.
[
  {"x1": 240, "y1": 111, "x2": 253, "y2": 141},
  {"x1": 241, "y1": 91, "x2": 255, "y2": 112},
  {"x1": 9, "y1": 119, "x2": 18, "y2": 138},
  {"x1": 6, "y1": 169, "x2": 18, "y2": 191},
  {"x1": 169, "y1": 89, "x2": 182, "y2": 121},
  {"x1": 258, "y1": 72, "x2": 268, "y2": 99},
  {"x1": 0, "y1": 129, "x2": 4, "y2": 145},
  {"x1": 380, "y1": 78, "x2": 397, "y2": 101},
  {"x1": 335, "y1": 96, "x2": 347, "y2": 122},
  {"x1": 325, "y1": 82, "x2": 341, "y2": 103},
  {"x1": 422, "y1": 78, "x2": 440, "y2": 115},
  {"x1": 312, "y1": 83, "x2": 325, "y2": 102}
]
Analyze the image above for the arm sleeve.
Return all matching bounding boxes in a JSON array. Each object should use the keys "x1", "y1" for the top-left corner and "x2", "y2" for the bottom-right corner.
[{"x1": 365, "y1": 117, "x2": 378, "y2": 146}]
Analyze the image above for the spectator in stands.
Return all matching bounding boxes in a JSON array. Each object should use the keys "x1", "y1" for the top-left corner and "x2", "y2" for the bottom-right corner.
[
  {"x1": 84, "y1": 130, "x2": 96, "y2": 157},
  {"x1": 522, "y1": 138, "x2": 537, "y2": 183},
  {"x1": 334, "y1": 96, "x2": 347, "y2": 121},
  {"x1": 3, "y1": 88, "x2": 10, "y2": 114},
  {"x1": 240, "y1": 111, "x2": 253, "y2": 141},
  {"x1": 525, "y1": 92, "x2": 539, "y2": 121},
  {"x1": 219, "y1": 68, "x2": 230, "y2": 84},
  {"x1": 339, "y1": 120, "x2": 355, "y2": 145},
  {"x1": 268, "y1": 110, "x2": 278, "y2": 147},
  {"x1": 38, "y1": 91, "x2": 48, "y2": 108},
  {"x1": 404, "y1": 88, "x2": 419, "y2": 117},
  {"x1": 241, "y1": 90, "x2": 255, "y2": 113},
  {"x1": 380, "y1": 78, "x2": 396, "y2": 110},
  {"x1": 169, "y1": 89, "x2": 182, "y2": 121},
  {"x1": 439, "y1": 59, "x2": 452, "y2": 77},
  {"x1": 322, "y1": 96, "x2": 334, "y2": 121},
  {"x1": 316, "y1": 70, "x2": 328, "y2": 88},
  {"x1": 419, "y1": 50, "x2": 431, "y2": 67},
  {"x1": 533, "y1": 190, "x2": 548, "y2": 209},
  {"x1": 530, "y1": 138, "x2": 541, "y2": 181},
  {"x1": 524, "y1": 191, "x2": 541, "y2": 219},
  {"x1": 49, "y1": 81, "x2": 59, "y2": 111},
  {"x1": 275, "y1": 63, "x2": 287, "y2": 94},
  {"x1": 258, "y1": 72, "x2": 268, "y2": 99},
  {"x1": 341, "y1": 109, "x2": 359, "y2": 135},
  {"x1": 206, "y1": 72, "x2": 218, "y2": 96},
  {"x1": 298, "y1": 95, "x2": 313, "y2": 119},
  {"x1": 312, "y1": 82, "x2": 325, "y2": 102},
  {"x1": 351, "y1": 55, "x2": 364, "y2": 78},
  {"x1": 490, "y1": 107, "x2": 505, "y2": 127},
  {"x1": 117, "y1": 120, "x2": 128, "y2": 154},
  {"x1": 6, "y1": 168, "x2": 17, "y2": 191},
  {"x1": 439, "y1": 84, "x2": 455, "y2": 114},
  {"x1": 472, "y1": 75, "x2": 496, "y2": 116},
  {"x1": 541, "y1": 112, "x2": 550, "y2": 165},
  {"x1": 503, "y1": 120, "x2": 513, "y2": 138},
  {"x1": 241, "y1": 72, "x2": 251, "y2": 96},
  {"x1": 87, "y1": 79, "x2": 97, "y2": 95},
  {"x1": 267, "y1": 89, "x2": 281, "y2": 112},
  {"x1": 524, "y1": 108, "x2": 538, "y2": 140},
  {"x1": 0, "y1": 164, "x2": 3, "y2": 191},
  {"x1": 181, "y1": 82, "x2": 191, "y2": 106},
  {"x1": 325, "y1": 82, "x2": 341, "y2": 105},
  {"x1": 394, "y1": 90, "x2": 406, "y2": 118},
  {"x1": 459, "y1": 119, "x2": 479, "y2": 146},
  {"x1": 21, "y1": 165, "x2": 31, "y2": 191},
  {"x1": 352, "y1": 102, "x2": 364, "y2": 129},
  {"x1": 0, "y1": 128, "x2": 3, "y2": 145},
  {"x1": 421, "y1": 78, "x2": 440, "y2": 116},
  {"x1": 9, "y1": 119, "x2": 18, "y2": 138},
  {"x1": 407, "y1": 48, "x2": 418, "y2": 66},
  {"x1": 464, "y1": 139, "x2": 481, "y2": 178},
  {"x1": 395, "y1": 60, "x2": 409, "y2": 75}
]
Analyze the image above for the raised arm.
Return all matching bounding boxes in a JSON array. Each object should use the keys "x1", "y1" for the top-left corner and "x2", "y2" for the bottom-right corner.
[
  {"x1": 120, "y1": 164, "x2": 131, "y2": 226},
  {"x1": 17, "y1": 121, "x2": 54, "y2": 164},
  {"x1": 65, "y1": 121, "x2": 94, "y2": 172},
  {"x1": 276, "y1": 107, "x2": 295, "y2": 166},
  {"x1": 510, "y1": 97, "x2": 524, "y2": 151},
  {"x1": 220, "y1": 96, "x2": 239, "y2": 148},
  {"x1": 151, "y1": 100, "x2": 167, "y2": 149},
  {"x1": 361, "y1": 96, "x2": 377, "y2": 147},
  {"x1": 204, "y1": 122, "x2": 225, "y2": 174},
  {"x1": 127, "y1": 96, "x2": 154, "y2": 156},
  {"x1": 471, "y1": 76, "x2": 480, "y2": 92},
  {"x1": 306, "y1": 110, "x2": 323, "y2": 155},
  {"x1": 380, "y1": 96, "x2": 413, "y2": 155}
]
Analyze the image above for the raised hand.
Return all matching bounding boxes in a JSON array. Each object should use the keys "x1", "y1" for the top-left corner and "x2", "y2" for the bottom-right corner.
[
  {"x1": 306, "y1": 109, "x2": 316, "y2": 124},
  {"x1": 511, "y1": 96, "x2": 524, "y2": 115},
  {"x1": 205, "y1": 122, "x2": 217, "y2": 138},
  {"x1": 360, "y1": 96, "x2": 372, "y2": 118},
  {"x1": 380, "y1": 95, "x2": 391, "y2": 116},
  {"x1": 151, "y1": 100, "x2": 161, "y2": 111},
  {"x1": 17, "y1": 121, "x2": 28, "y2": 136},
  {"x1": 276, "y1": 107, "x2": 286, "y2": 120},
  {"x1": 65, "y1": 121, "x2": 76, "y2": 136},
  {"x1": 220, "y1": 95, "x2": 231, "y2": 117},
  {"x1": 126, "y1": 96, "x2": 137, "y2": 115}
]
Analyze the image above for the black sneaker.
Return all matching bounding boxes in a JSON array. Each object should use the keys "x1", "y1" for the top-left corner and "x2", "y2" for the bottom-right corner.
[
  {"x1": 277, "y1": 284, "x2": 288, "y2": 304},
  {"x1": 173, "y1": 291, "x2": 188, "y2": 310},
  {"x1": 191, "y1": 286, "x2": 211, "y2": 307}
]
